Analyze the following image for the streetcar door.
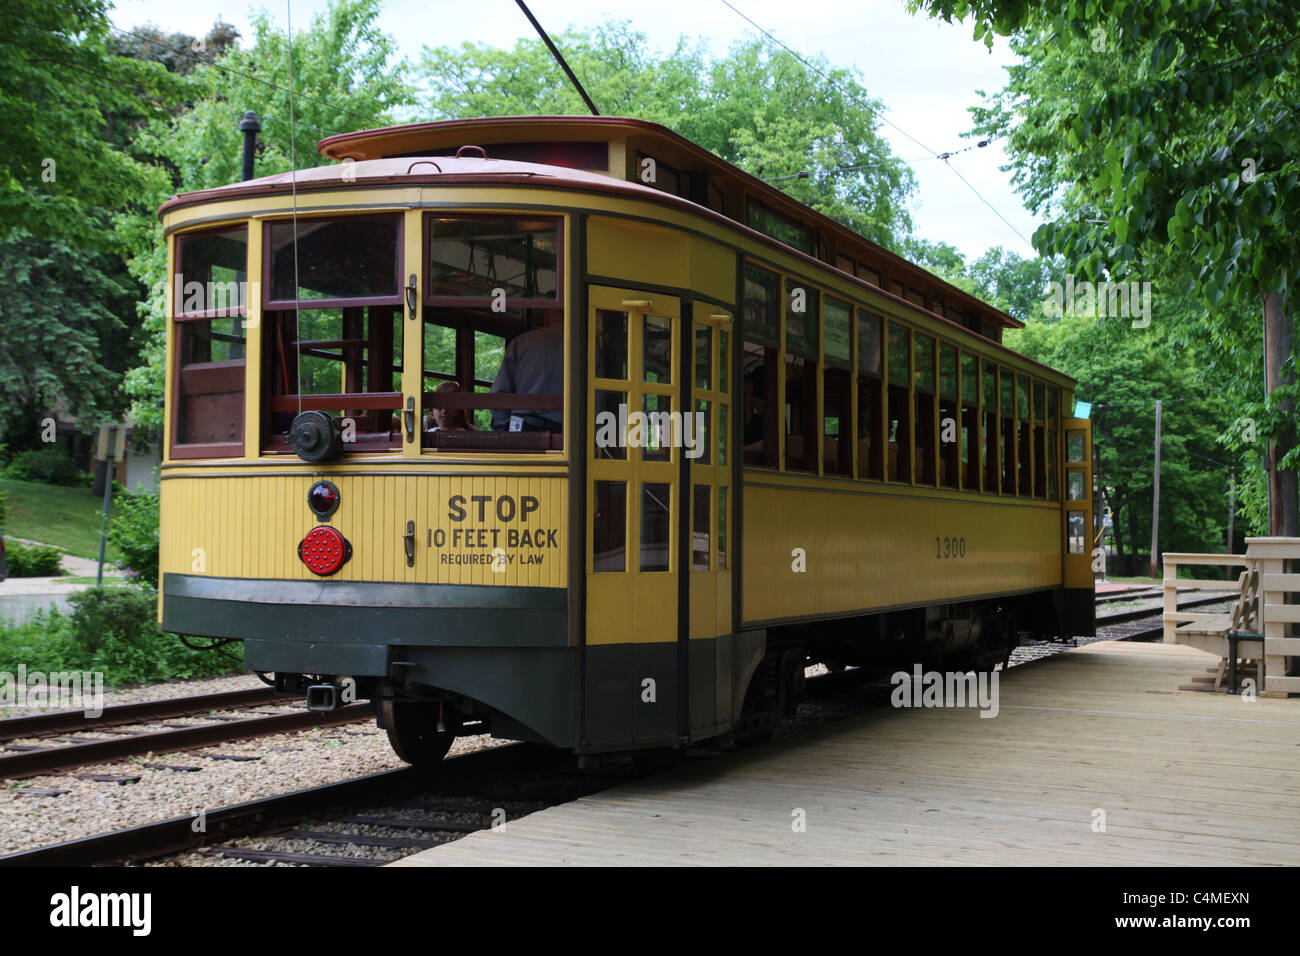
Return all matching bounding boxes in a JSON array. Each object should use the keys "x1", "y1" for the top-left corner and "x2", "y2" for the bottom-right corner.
[
  {"x1": 585, "y1": 286, "x2": 680, "y2": 748},
  {"x1": 687, "y1": 307, "x2": 734, "y2": 733},
  {"x1": 1062, "y1": 417, "x2": 1095, "y2": 591}
]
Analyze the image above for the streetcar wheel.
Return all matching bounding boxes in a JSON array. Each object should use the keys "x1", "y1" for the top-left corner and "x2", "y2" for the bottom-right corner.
[{"x1": 381, "y1": 699, "x2": 461, "y2": 765}]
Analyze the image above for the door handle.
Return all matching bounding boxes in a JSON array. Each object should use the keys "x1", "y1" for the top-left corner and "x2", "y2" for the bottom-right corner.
[
  {"x1": 404, "y1": 396, "x2": 416, "y2": 443},
  {"x1": 405, "y1": 273, "x2": 418, "y2": 320},
  {"x1": 404, "y1": 520, "x2": 415, "y2": 567}
]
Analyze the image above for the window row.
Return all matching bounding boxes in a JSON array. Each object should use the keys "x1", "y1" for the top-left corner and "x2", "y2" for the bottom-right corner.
[
  {"x1": 742, "y1": 262, "x2": 1067, "y2": 499},
  {"x1": 170, "y1": 215, "x2": 566, "y2": 458}
]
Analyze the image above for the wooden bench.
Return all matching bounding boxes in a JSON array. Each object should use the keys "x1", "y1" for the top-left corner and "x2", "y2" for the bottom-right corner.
[
  {"x1": 1163, "y1": 538, "x2": 1300, "y2": 696},
  {"x1": 1170, "y1": 567, "x2": 1261, "y2": 690}
]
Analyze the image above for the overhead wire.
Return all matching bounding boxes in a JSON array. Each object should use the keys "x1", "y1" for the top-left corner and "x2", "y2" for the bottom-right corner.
[{"x1": 718, "y1": 0, "x2": 1036, "y2": 249}]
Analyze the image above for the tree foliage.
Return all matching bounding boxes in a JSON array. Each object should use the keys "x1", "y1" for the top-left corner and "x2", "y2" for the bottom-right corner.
[
  {"x1": 911, "y1": 0, "x2": 1299, "y2": 534},
  {"x1": 122, "y1": 0, "x2": 417, "y2": 428},
  {"x1": 1008, "y1": 312, "x2": 1235, "y2": 563},
  {"x1": 419, "y1": 23, "x2": 917, "y2": 248}
]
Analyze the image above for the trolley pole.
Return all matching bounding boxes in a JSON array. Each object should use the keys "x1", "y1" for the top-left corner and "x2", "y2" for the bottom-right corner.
[{"x1": 1149, "y1": 399, "x2": 1162, "y2": 579}]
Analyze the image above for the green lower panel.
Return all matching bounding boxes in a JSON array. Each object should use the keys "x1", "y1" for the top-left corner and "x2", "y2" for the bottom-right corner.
[
  {"x1": 1060, "y1": 587, "x2": 1096, "y2": 636},
  {"x1": 581, "y1": 631, "x2": 766, "y2": 753}
]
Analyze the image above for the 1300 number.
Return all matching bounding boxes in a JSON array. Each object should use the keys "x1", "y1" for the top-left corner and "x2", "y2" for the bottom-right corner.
[{"x1": 935, "y1": 536, "x2": 967, "y2": 558}]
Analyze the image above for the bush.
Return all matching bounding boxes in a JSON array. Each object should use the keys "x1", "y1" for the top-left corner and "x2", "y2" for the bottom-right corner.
[
  {"x1": 0, "y1": 489, "x2": 8, "y2": 526},
  {"x1": 4, "y1": 448, "x2": 82, "y2": 486},
  {"x1": 0, "y1": 589, "x2": 243, "y2": 686},
  {"x1": 5, "y1": 541, "x2": 65, "y2": 576},
  {"x1": 107, "y1": 488, "x2": 158, "y2": 589},
  {"x1": 66, "y1": 588, "x2": 239, "y2": 683}
]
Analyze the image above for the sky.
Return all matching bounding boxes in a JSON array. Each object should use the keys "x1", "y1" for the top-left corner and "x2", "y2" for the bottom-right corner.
[{"x1": 110, "y1": 0, "x2": 1041, "y2": 262}]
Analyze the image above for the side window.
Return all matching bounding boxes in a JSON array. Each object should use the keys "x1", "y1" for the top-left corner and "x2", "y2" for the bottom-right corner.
[
  {"x1": 1000, "y1": 368, "x2": 1016, "y2": 494},
  {"x1": 982, "y1": 360, "x2": 997, "y2": 492},
  {"x1": 856, "y1": 311, "x2": 883, "y2": 480},
  {"x1": 1017, "y1": 375, "x2": 1032, "y2": 495},
  {"x1": 913, "y1": 333, "x2": 935, "y2": 485},
  {"x1": 886, "y1": 323, "x2": 911, "y2": 482},
  {"x1": 593, "y1": 480, "x2": 627, "y2": 571},
  {"x1": 1033, "y1": 380, "x2": 1047, "y2": 498},
  {"x1": 784, "y1": 281, "x2": 818, "y2": 472},
  {"x1": 961, "y1": 352, "x2": 979, "y2": 491},
  {"x1": 742, "y1": 264, "x2": 779, "y2": 467},
  {"x1": 822, "y1": 298, "x2": 852, "y2": 476},
  {"x1": 172, "y1": 225, "x2": 248, "y2": 459},
  {"x1": 939, "y1": 343, "x2": 959, "y2": 489},
  {"x1": 1047, "y1": 386, "x2": 1060, "y2": 499}
]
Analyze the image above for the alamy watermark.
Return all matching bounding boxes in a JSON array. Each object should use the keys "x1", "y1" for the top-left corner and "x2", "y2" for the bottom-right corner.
[
  {"x1": 594, "y1": 404, "x2": 707, "y2": 459},
  {"x1": 1043, "y1": 274, "x2": 1152, "y2": 328},
  {"x1": 0, "y1": 666, "x2": 105, "y2": 718},
  {"x1": 150, "y1": 273, "x2": 257, "y2": 322},
  {"x1": 890, "y1": 664, "x2": 1000, "y2": 718}
]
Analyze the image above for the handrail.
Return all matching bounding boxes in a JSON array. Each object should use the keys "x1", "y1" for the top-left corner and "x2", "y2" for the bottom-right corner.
[{"x1": 1162, "y1": 551, "x2": 1250, "y2": 643}]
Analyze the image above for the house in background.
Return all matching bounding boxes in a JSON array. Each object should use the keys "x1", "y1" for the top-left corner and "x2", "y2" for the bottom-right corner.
[{"x1": 48, "y1": 417, "x2": 161, "y2": 494}]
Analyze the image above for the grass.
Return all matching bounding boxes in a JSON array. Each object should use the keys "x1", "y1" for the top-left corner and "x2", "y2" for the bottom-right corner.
[
  {"x1": 1102, "y1": 575, "x2": 1161, "y2": 586},
  {"x1": 0, "y1": 478, "x2": 117, "y2": 561},
  {"x1": 61, "y1": 576, "x2": 126, "y2": 585}
]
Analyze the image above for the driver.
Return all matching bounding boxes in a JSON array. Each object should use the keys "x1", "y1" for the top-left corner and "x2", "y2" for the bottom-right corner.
[{"x1": 489, "y1": 309, "x2": 564, "y2": 431}]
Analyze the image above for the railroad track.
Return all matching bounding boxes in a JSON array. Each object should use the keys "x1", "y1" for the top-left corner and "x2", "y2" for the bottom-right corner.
[
  {"x1": 0, "y1": 688, "x2": 370, "y2": 781},
  {"x1": 0, "y1": 686, "x2": 278, "y2": 742},
  {"x1": 1095, "y1": 591, "x2": 1233, "y2": 627},
  {"x1": 0, "y1": 742, "x2": 636, "y2": 867},
  {"x1": 0, "y1": 588, "x2": 1239, "y2": 866},
  {"x1": 1094, "y1": 587, "x2": 1163, "y2": 605}
]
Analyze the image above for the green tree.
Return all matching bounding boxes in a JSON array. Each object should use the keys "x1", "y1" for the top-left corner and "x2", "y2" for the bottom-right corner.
[
  {"x1": 419, "y1": 22, "x2": 917, "y2": 248},
  {"x1": 123, "y1": 0, "x2": 417, "y2": 428},
  {"x1": 0, "y1": 0, "x2": 178, "y2": 248},
  {"x1": 1008, "y1": 312, "x2": 1234, "y2": 568},
  {"x1": 911, "y1": 0, "x2": 1300, "y2": 534},
  {"x1": 0, "y1": 241, "x2": 136, "y2": 444}
]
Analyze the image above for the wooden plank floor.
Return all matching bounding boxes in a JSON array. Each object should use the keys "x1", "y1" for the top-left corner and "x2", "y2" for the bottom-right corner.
[{"x1": 391, "y1": 642, "x2": 1300, "y2": 866}]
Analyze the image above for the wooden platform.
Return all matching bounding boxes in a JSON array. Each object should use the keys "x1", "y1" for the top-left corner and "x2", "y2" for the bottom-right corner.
[{"x1": 391, "y1": 642, "x2": 1300, "y2": 866}]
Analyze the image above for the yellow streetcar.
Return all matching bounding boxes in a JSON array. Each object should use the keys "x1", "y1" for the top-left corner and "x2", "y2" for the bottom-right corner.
[{"x1": 156, "y1": 115, "x2": 1094, "y2": 762}]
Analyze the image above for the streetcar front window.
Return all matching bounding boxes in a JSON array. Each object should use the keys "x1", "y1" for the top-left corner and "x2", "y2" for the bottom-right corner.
[{"x1": 262, "y1": 214, "x2": 404, "y2": 453}]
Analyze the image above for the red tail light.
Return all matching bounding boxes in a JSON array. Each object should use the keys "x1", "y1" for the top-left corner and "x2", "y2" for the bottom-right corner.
[{"x1": 299, "y1": 526, "x2": 351, "y2": 575}]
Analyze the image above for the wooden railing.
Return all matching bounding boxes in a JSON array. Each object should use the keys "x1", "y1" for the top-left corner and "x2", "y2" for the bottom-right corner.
[
  {"x1": 1161, "y1": 552, "x2": 1249, "y2": 644},
  {"x1": 1162, "y1": 537, "x2": 1300, "y2": 697}
]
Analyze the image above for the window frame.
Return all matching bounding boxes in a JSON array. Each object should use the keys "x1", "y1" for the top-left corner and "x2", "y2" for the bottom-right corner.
[
  {"x1": 170, "y1": 223, "x2": 250, "y2": 460},
  {"x1": 422, "y1": 213, "x2": 563, "y2": 311},
  {"x1": 263, "y1": 213, "x2": 404, "y2": 311}
]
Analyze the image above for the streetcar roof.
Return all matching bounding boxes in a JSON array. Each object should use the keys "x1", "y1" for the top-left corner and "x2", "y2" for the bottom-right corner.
[{"x1": 159, "y1": 115, "x2": 1028, "y2": 338}]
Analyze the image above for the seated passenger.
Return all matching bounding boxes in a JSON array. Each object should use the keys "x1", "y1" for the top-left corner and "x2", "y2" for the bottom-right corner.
[
  {"x1": 426, "y1": 380, "x2": 476, "y2": 433},
  {"x1": 490, "y1": 309, "x2": 564, "y2": 432}
]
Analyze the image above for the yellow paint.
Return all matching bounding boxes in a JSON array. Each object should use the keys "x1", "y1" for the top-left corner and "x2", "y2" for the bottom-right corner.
[
  {"x1": 741, "y1": 474, "x2": 1061, "y2": 624},
  {"x1": 160, "y1": 474, "x2": 567, "y2": 589},
  {"x1": 1062, "y1": 417, "x2": 1095, "y2": 589},
  {"x1": 585, "y1": 286, "x2": 680, "y2": 646},
  {"x1": 158, "y1": 162, "x2": 1081, "y2": 639}
]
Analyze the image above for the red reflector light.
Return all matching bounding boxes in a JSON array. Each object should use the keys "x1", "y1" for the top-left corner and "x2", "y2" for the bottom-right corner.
[{"x1": 299, "y1": 526, "x2": 350, "y2": 576}]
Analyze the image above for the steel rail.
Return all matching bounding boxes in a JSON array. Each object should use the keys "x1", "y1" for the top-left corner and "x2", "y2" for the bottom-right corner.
[
  {"x1": 0, "y1": 703, "x2": 370, "y2": 780},
  {"x1": 0, "y1": 742, "x2": 551, "y2": 866},
  {"x1": 0, "y1": 687, "x2": 280, "y2": 742}
]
